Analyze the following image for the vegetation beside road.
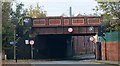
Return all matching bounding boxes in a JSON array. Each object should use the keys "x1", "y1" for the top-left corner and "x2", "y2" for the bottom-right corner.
[
  {"x1": 2, "y1": 2, "x2": 46, "y2": 52},
  {"x1": 93, "y1": 1, "x2": 120, "y2": 32}
]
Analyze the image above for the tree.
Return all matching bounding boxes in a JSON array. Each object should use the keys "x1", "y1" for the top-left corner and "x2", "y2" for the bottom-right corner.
[
  {"x1": 93, "y1": 1, "x2": 120, "y2": 32},
  {"x1": 10, "y1": 3, "x2": 27, "y2": 41},
  {"x1": 2, "y1": 2, "x2": 28, "y2": 51},
  {"x1": 26, "y1": 3, "x2": 46, "y2": 18},
  {"x1": 10, "y1": 2, "x2": 27, "y2": 26},
  {"x1": 2, "y1": 2, "x2": 14, "y2": 50},
  {"x1": 25, "y1": 3, "x2": 47, "y2": 38}
]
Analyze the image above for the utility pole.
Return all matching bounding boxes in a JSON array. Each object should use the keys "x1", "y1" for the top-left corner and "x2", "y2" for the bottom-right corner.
[
  {"x1": 70, "y1": 7, "x2": 72, "y2": 17},
  {"x1": 69, "y1": 7, "x2": 73, "y2": 57}
]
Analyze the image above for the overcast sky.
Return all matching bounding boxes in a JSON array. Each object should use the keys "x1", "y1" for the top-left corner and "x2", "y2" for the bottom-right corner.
[{"x1": 16, "y1": 0, "x2": 98, "y2": 16}]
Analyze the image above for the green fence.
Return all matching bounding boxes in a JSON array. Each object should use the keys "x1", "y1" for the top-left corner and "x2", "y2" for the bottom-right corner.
[{"x1": 102, "y1": 32, "x2": 120, "y2": 42}]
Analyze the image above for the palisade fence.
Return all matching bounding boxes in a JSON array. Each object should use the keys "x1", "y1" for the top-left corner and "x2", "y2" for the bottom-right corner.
[
  {"x1": 101, "y1": 31, "x2": 120, "y2": 61},
  {"x1": 102, "y1": 32, "x2": 120, "y2": 42}
]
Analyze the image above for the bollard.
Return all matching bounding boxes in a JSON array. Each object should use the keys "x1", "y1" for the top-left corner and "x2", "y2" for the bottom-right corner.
[{"x1": 5, "y1": 54, "x2": 7, "y2": 60}]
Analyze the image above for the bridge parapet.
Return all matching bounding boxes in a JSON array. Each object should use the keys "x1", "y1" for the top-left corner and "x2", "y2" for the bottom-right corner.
[{"x1": 32, "y1": 16, "x2": 101, "y2": 27}]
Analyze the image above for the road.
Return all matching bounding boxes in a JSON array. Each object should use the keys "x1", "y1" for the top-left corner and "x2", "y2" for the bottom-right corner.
[
  {"x1": 2, "y1": 54, "x2": 117, "y2": 66},
  {"x1": 31, "y1": 61, "x2": 116, "y2": 66},
  {"x1": 31, "y1": 61, "x2": 97, "y2": 64}
]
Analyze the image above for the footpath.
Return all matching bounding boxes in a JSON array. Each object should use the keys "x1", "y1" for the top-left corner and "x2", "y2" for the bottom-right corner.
[
  {"x1": 82, "y1": 60, "x2": 120, "y2": 66},
  {"x1": 1, "y1": 59, "x2": 120, "y2": 66},
  {"x1": 1, "y1": 54, "x2": 120, "y2": 66},
  {"x1": 73, "y1": 53, "x2": 120, "y2": 65}
]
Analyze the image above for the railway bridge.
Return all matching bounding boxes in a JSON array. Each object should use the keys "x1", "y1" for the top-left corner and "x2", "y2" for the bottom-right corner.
[{"x1": 19, "y1": 16, "x2": 102, "y2": 59}]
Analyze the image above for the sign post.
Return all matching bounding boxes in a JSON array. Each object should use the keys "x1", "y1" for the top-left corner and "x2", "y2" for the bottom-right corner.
[
  {"x1": 25, "y1": 40, "x2": 34, "y2": 59},
  {"x1": 30, "y1": 40, "x2": 34, "y2": 59}
]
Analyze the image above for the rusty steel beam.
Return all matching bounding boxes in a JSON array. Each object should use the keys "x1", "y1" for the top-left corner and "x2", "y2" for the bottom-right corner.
[{"x1": 33, "y1": 26, "x2": 98, "y2": 35}]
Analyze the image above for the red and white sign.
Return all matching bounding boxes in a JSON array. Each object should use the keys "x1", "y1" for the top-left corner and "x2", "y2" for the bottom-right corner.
[
  {"x1": 89, "y1": 36, "x2": 95, "y2": 42},
  {"x1": 68, "y1": 28, "x2": 73, "y2": 32},
  {"x1": 89, "y1": 34, "x2": 98, "y2": 44},
  {"x1": 30, "y1": 40, "x2": 34, "y2": 45}
]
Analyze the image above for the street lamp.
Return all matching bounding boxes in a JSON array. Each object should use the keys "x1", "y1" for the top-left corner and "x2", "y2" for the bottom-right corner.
[
  {"x1": 23, "y1": 17, "x2": 34, "y2": 59},
  {"x1": 23, "y1": 17, "x2": 32, "y2": 27},
  {"x1": 88, "y1": 26, "x2": 94, "y2": 31}
]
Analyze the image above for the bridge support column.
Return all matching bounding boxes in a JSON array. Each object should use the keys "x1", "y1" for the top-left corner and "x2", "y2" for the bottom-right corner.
[{"x1": 66, "y1": 36, "x2": 73, "y2": 58}]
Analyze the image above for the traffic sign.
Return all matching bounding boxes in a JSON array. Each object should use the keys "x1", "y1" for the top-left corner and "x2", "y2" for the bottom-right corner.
[
  {"x1": 30, "y1": 40, "x2": 34, "y2": 45},
  {"x1": 10, "y1": 42, "x2": 15, "y2": 45},
  {"x1": 25, "y1": 40, "x2": 29, "y2": 44},
  {"x1": 68, "y1": 28, "x2": 73, "y2": 32},
  {"x1": 97, "y1": 36, "x2": 102, "y2": 42},
  {"x1": 89, "y1": 36, "x2": 95, "y2": 42}
]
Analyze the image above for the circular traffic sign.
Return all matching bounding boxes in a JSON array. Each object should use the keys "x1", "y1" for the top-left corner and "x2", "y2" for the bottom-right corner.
[
  {"x1": 89, "y1": 36, "x2": 95, "y2": 42},
  {"x1": 68, "y1": 28, "x2": 73, "y2": 32},
  {"x1": 30, "y1": 40, "x2": 34, "y2": 45}
]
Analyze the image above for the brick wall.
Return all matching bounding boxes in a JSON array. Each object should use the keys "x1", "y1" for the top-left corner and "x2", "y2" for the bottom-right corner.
[
  {"x1": 118, "y1": 41, "x2": 120, "y2": 60},
  {"x1": 101, "y1": 32, "x2": 120, "y2": 61},
  {"x1": 101, "y1": 41, "x2": 119, "y2": 61}
]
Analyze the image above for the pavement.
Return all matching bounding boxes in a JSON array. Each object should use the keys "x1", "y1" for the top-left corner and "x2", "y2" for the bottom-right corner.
[
  {"x1": 2, "y1": 60, "x2": 119, "y2": 66},
  {"x1": 1, "y1": 54, "x2": 120, "y2": 66},
  {"x1": 72, "y1": 53, "x2": 95, "y2": 60},
  {"x1": 82, "y1": 60, "x2": 120, "y2": 65}
]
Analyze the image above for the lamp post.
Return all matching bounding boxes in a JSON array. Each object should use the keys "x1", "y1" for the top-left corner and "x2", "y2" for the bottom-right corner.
[
  {"x1": 13, "y1": 25, "x2": 17, "y2": 62},
  {"x1": 23, "y1": 17, "x2": 33, "y2": 59}
]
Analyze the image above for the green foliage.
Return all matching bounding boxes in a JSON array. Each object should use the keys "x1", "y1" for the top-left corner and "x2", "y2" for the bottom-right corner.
[
  {"x1": 26, "y1": 3, "x2": 47, "y2": 38},
  {"x1": 2, "y1": 2, "x2": 27, "y2": 50},
  {"x1": 2, "y1": 2, "x2": 14, "y2": 49},
  {"x1": 93, "y1": 1, "x2": 120, "y2": 32},
  {"x1": 2, "y1": 2, "x2": 11, "y2": 27},
  {"x1": 106, "y1": 19, "x2": 120, "y2": 32},
  {"x1": 2, "y1": 2, "x2": 47, "y2": 50},
  {"x1": 10, "y1": 3, "x2": 27, "y2": 26},
  {"x1": 10, "y1": 2, "x2": 29, "y2": 43},
  {"x1": 26, "y1": 3, "x2": 46, "y2": 18}
]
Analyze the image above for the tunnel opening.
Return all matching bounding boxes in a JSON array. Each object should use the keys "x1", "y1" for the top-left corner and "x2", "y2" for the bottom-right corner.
[{"x1": 34, "y1": 35, "x2": 73, "y2": 59}]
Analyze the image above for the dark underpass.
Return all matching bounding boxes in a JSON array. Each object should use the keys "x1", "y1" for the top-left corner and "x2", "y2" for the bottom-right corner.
[
  {"x1": 34, "y1": 35, "x2": 73, "y2": 59},
  {"x1": 5, "y1": 34, "x2": 95, "y2": 60}
]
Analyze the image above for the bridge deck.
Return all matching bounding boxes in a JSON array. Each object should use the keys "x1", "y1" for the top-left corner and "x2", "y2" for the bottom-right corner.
[{"x1": 31, "y1": 16, "x2": 101, "y2": 35}]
